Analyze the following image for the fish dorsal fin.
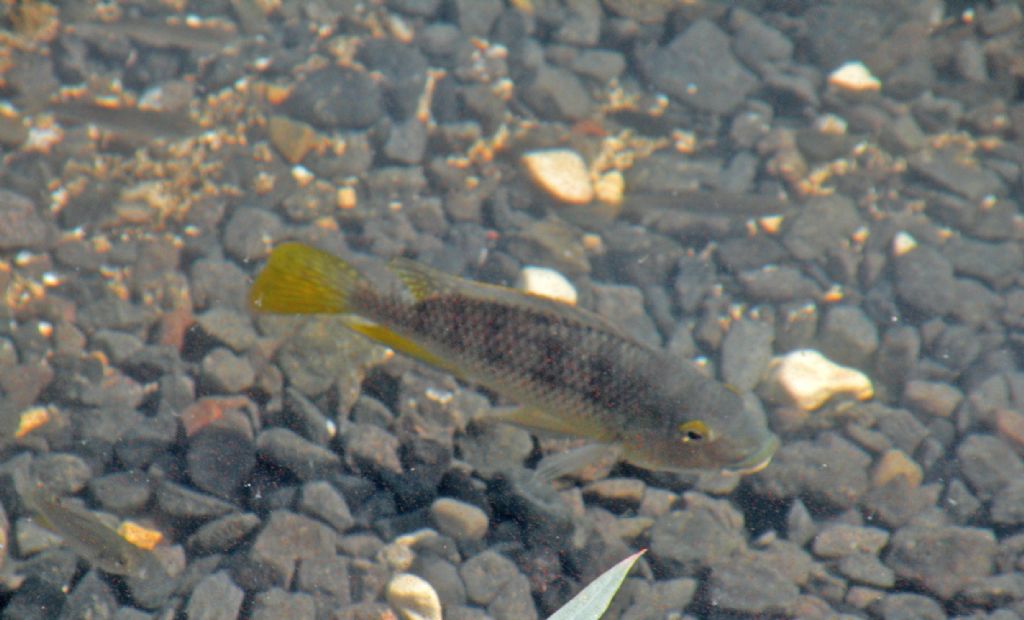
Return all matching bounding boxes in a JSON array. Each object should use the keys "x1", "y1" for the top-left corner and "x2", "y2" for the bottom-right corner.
[{"x1": 387, "y1": 258, "x2": 644, "y2": 345}]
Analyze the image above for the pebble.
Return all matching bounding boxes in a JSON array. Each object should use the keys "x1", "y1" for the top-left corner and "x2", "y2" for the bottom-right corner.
[
  {"x1": 195, "y1": 308, "x2": 260, "y2": 353},
  {"x1": 885, "y1": 524, "x2": 996, "y2": 600},
  {"x1": 430, "y1": 498, "x2": 488, "y2": 543},
  {"x1": 186, "y1": 571, "x2": 244, "y2": 620},
  {"x1": 827, "y1": 61, "x2": 881, "y2": 92},
  {"x1": 284, "y1": 67, "x2": 382, "y2": 129},
  {"x1": 764, "y1": 349, "x2": 874, "y2": 411},
  {"x1": 222, "y1": 207, "x2": 283, "y2": 262},
  {"x1": 706, "y1": 557, "x2": 799, "y2": 615},
  {"x1": 387, "y1": 573, "x2": 443, "y2": 620},
  {"x1": 268, "y1": 114, "x2": 318, "y2": 164},
  {"x1": 299, "y1": 480, "x2": 355, "y2": 534},
  {"x1": 297, "y1": 554, "x2": 352, "y2": 603},
  {"x1": 838, "y1": 553, "x2": 895, "y2": 588},
  {"x1": 515, "y1": 266, "x2": 577, "y2": 305},
  {"x1": 582, "y1": 478, "x2": 646, "y2": 510},
  {"x1": 0, "y1": 189, "x2": 51, "y2": 250},
  {"x1": 991, "y1": 480, "x2": 1024, "y2": 526},
  {"x1": 737, "y1": 265, "x2": 821, "y2": 302},
  {"x1": 944, "y1": 236, "x2": 1024, "y2": 289},
  {"x1": 88, "y1": 470, "x2": 151, "y2": 514},
  {"x1": 649, "y1": 494, "x2": 746, "y2": 576},
  {"x1": 876, "y1": 592, "x2": 946, "y2": 620},
  {"x1": 252, "y1": 588, "x2": 316, "y2": 620},
  {"x1": 902, "y1": 380, "x2": 962, "y2": 418},
  {"x1": 908, "y1": 147, "x2": 1005, "y2": 202},
  {"x1": 957, "y1": 434, "x2": 1024, "y2": 501},
  {"x1": 256, "y1": 427, "x2": 341, "y2": 481},
  {"x1": 871, "y1": 449, "x2": 923, "y2": 489},
  {"x1": 782, "y1": 195, "x2": 862, "y2": 262},
  {"x1": 60, "y1": 571, "x2": 117, "y2": 620},
  {"x1": 521, "y1": 149, "x2": 593, "y2": 205},
  {"x1": 241, "y1": 510, "x2": 338, "y2": 590},
  {"x1": 155, "y1": 480, "x2": 235, "y2": 521},
  {"x1": 521, "y1": 64, "x2": 592, "y2": 121},
  {"x1": 812, "y1": 524, "x2": 889, "y2": 559},
  {"x1": 720, "y1": 318, "x2": 774, "y2": 392},
  {"x1": 751, "y1": 433, "x2": 871, "y2": 510},
  {"x1": 187, "y1": 409, "x2": 256, "y2": 499},
  {"x1": 459, "y1": 550, "x2": 520, "y2": 606},
  {"x1": 187, "y1": 512, "x2": 262, "y2": 555},
  {"x1": 341, "y1": 423, "x2": 403, "y2": 477},
  {"x1": 817, "y1": 305, "x2": 879, "y2": 369}
]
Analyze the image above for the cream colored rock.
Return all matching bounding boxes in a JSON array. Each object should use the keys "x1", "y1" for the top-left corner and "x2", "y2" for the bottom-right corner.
[
  {"x1": 430, "y1": 497, "x2": 489, "y2": 542},
  {"x1": 522, "y1": 149, "x2": 594, "y2": 204},
  {"x1": 516, "y1": 266, "x2": 578, "y2": 306},
  {"x1": 828, "y1": 61, "x2": 881, "y2": 92},
  {"x1": 387, "y1": 573, "x2": 442, "y2": 620},
  {"x1": 766, "y1": 349, "x2": 873, "y2": 411}
]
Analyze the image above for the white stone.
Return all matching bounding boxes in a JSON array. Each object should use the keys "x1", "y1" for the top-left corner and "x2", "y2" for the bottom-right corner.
[
  {"x1": 828, "y1": 61, "x2": 881, "y2": 92},
  {"x1": 386, "y1": 573, "x2": 442, "y2": 620},
  {"x1": 766, "y1": 349, "x2": 874, "y2": 411},
  {"x1": 521, "y1": 149, "x2": 594, "y2": 204},
  {"x1": 516, "y1": 266, "x2": 578, "y2": 306},
  {"x1": 892, "y1": 231, "x2": 918, "y2": 257}
]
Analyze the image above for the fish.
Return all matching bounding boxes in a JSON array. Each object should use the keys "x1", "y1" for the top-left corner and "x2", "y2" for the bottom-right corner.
[
  {"x1": 249, "y1": 243, "x2": 779, "y2": 480},
  {"x1": 21, "y1": 485, "x2": 160, "y2": 578}
]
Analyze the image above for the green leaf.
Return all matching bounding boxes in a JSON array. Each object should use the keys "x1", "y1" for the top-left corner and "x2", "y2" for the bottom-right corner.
[{"x1": 548, "y1": 549, "x2": 646, "y2": 620}]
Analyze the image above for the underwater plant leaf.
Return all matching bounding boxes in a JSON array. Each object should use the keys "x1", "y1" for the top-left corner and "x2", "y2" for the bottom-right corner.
[{"x1": 548, "y1": 548, "x2": 646, "y2": 620}]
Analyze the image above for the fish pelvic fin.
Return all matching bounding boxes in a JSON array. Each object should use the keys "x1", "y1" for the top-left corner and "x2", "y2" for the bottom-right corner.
[{"x1": 249, "y1": 243, "x2": 364, "y2": 314}]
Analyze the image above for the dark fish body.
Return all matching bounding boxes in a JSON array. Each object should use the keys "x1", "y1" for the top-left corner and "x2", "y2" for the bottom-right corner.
[{"x1": 250, "y1": 243, "x2": 778, "y2": 475}]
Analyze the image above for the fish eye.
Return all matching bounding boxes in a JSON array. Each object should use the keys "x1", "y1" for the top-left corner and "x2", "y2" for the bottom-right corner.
[{"x1": 678, "y1": 420, "x2": 711, "y2": 443}]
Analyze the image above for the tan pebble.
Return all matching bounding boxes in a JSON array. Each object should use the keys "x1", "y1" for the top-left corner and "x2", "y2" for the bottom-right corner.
[
  {"x1": 766, "y1": 349, "x2": 874, "y2": 411},
  {"x1": 995, "y1": 408, "x2": 1024, "y2": 449},
  {"x1": 429, "y1": 498, "x2": 489, "y2": 542},
  {"x1": 828, "y1": 61, "x2": 881, "y2": 92},
  {"x1": 593, "y1": 170, "x2": 624, "y2": 206},
  {"x1": 515, "y1": 266, "x2": 577, "y2": 305},
  {"x1": 386, "y1": 573, "x2": 442, "y2": 620},
  {"x1": 268, "y1": 114, "x2": 317, "y2": 163},
  {"x1": 583, "y1": 478, "x2": 646, "y2": 506},
  {"x1": 337, "y1": 186, "x2": 357, "y2": 210},
  {"x1": 521, "y1": 149, "x2": 594, "y2": 204},
  {"x1": 872, "y1": 448, "x2": 922, "y2": 489},
  {"x1": 892, "y1": 231, "x2": 918, "y2": 256},
  {"x1": 846, "y1": 586, "x2": 885, "y2": 609}
]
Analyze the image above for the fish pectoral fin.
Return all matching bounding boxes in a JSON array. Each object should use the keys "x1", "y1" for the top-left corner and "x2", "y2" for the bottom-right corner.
[
  {"x1": 481, "y1": 405, "x2": 602, "y2": 439},
  {"x1": 533, "y1": 443, "x2": 622, "y2": 484},
  {"x1": 340, "y1": 317, "x2": 463, "y2": 376}
]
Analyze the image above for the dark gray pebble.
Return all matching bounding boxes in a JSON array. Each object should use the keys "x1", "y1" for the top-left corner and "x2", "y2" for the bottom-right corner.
[
  {"x1": 959, "y1": 572, "x2": 1024, "y2": 608},
  {"x1": 341, "y1": 423, "x2": 403, "y2": 477},
  {"x1": 943, "y1": 478, "x2": 982, "y2": 524},
  {"x1": 238, "y1": 510, "x2": 337, "y2": 590},
  {"x1": 187, "y1": 512, "x2": 261, "y2": 556},
  {"x1": 187, "y1": 412, "x2": 256, "y2": 499},
  {"x1": 256, "y1": 427, "x2": 340, "y2": 481},
  {"x1": 251, "y1": 588, "x2": 316, "y2": 620},
  {"x1": 706, "y1": 557, "x2": 799, "y2": 615},
  {"x1": 88, "y1": 470, "x2": 151, "y2": 514},
  {"x1": 358, "y1": 38, "x2": 428, "y2": 121},
  {"x1": 908, "y1": 147, "x2": 1005, "y2": 201},
  {"x1": 592, "y1": 283, "x2": 661, "y2": 347},
  {"x1": 284, "y1": 67, "x2": 382, "y2": 129},
  {"x1": 902, "y1": 379, "x2": 962, "y2": 419},
  {"x1": 488, "y1": 470, "x2": 573, "y2": 550},
  {"x1": 730, "y1": 8, "x2": 793, "y2": 66},
  {"x1": 783, "y1": 195, "x2": 862, "y2": 262},
  {"x1": 384, "y1": 117, "x2": 428, "y2": 164},
  {"x1": 190, "y1": 259, "x2": 250, "y2": 311},
  {"x1": 297, "y1": 554, "x2": 352, "y2": 605},
  {"x1": 618, "y1": 577, "x2": 697, "y2": 620},
  {"x1": 837, "y1": 553, "x2": 895, "y2": 588},
  {"x1": 893, "y1": 246, "x2": 958, "y2": 318},
  {"x1": 639, "y1": 19, "x2": 756, "y2": 114},
  {"x1": 299, "y1": 480, "x2": 354, "y2": 534},
  {"x1": 222, "y1": 207, "x2": 283, "y2": 262},
  {"x1": 649, "y1": 494, "x2": 746, "y2": 577},
  {"x1": 943, "y1": 236, "x2": 1023, "y2": 289},
  {"x1": 459, "y1": 550, "x2": 522, "y2": 606},
  {"x1": 0, "y1": 189, "x2": 52, "y2": 251},
  {"x1": 155, "y1": 480, "x2": 235, "y2": 521},
  {"x1": 31, "y1": 452, "x2": 92, "y2": 495},
  {"x1": 282, "y1": 387, "x2": 335, "y2": 446},
  {"x1": 738, "y1": 265, "x2": 821, "y2": 302},
  {"x1": 185, "y1": 571, "x2": 244, "y2": 620},
  {"x1": 720, "y1": 318, "x2": 774, "y2": 392},
  {"x1": 885, "y1": 524, "x2": 996, "y2": 599},
  {"x1": 957, "y1": 434, "x2": 1024, "y2": 502},
  {"x1": 817, "y1": 305, "x2": 879, "y2": 368},
  {"x1": 451, "y1": 0, "x2": 503, "y2": 36},
  {"x1": 875, "y1": 592, "x2": 946, "y2": 620},
  {"x1": 58, "y1": 570, "x2": 116, "y2": 620},
  {"x1": 195, "y1": 308, "x2": 259, "y2": 353},
  {"x1": 750, "y1": 433, "x2": 871, "y2": 510},
  {"x1": 991, "y1": 479, "x2": 1024, "y2": 526},
  {"x1": 412, "y1": 554, "x2": 467, "y2": 607},
  {"x1": 488, "y1": 572, "x2": 538, "y2": 620},
  {"x1": 861, "y1": 478, "x2": 939, "y2": 529},
  {"x1": 569, "y1": 49, "x2": 626, "y2": 83},
  {"x1": 520, "y1": 64, "x2": 592, "y2": 121}
]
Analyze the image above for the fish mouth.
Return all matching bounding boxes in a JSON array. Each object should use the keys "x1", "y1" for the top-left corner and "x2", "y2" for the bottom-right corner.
[{"x1": 726, "y1": 434, "x2": 781, "y2": 475}]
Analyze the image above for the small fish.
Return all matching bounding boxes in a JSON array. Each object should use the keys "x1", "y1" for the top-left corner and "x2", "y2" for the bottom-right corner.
[
  {"x1": 249, "y1": 243, "x2": 779, "y2": 479},
  {"x1": 22, "y1": 486, "x2": 158, "y2": 578}
]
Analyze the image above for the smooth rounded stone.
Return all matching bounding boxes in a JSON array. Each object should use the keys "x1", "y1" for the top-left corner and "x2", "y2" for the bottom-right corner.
[
  {"x1": 0, "y1": 189, "x2": 51, "y2": 250},
  {"x1": 341, "y1": 423, "x2": 402, "y2": 477},
  {"x1": 60, "y1": 570, "x2": 117, "y2": 620},
  {"x1": 386, "y1": 573, "x2": 443, "y2": 620},
  {"x1": 893, "y1": 246, "x2": 958, "y2": 318},
  {"x1": 812, "y1": 524, "x2": 889, "y2": 559},
  {"x1": 240, "y1": 511, "x2": 338, "y2": 590},
  {"x1": 384, "y1": 118, "x2": 429, "y2": 165},
  {"x1": 520, "y1": 64, "x2": 592, "y2": 121},
  {"x1": 738, "y1": 265, "x2": 821, "y2": 302},
  {"x1": 457, "y1": 423, "x2": 533, "y2": 478},
  {"x1": 957, "y1": 434, "x2": 1024, "y2": 502},
  {"x1": 459, "y1": 550, "x2": 520, "y2": 606},
  {"x1": 782, "y1": 195, "x2": 862, "y2": 262},
  {"x1": 285, "y1": 67, "x2": 381, "y2": 129},
  {"x1": 638, "y1": 19, "x2": 756, "y2": 113},
  {"x1": 252, "y1": 588, "x2": 316, "y2": 620},
  {"x1": 817, "y1": 305, "x2": 878, "y2": 368},
  {"x1": 885, "y1": 524, "x2": 996, "y2": 600},
  {"x1": 521, "y1": 149, "x2": 593, "y2": 205},
  {"x1": 191, "y1": 259, "x2": 249, "y2": 311},
  {"x1": 486, "y1": 572, "x2": 537, "y2": 620},
  {"x1": 297, "y1": 554, "x2": 352, "y2": 605},
  {"x1": 257, "y1": 427, "x2": 341, "y2": 481},
  {"x1": 155, "y1": 480, "x2": 235, "y2": 521},
  {"x1": 618, "y1": 577, "x2": 698, "y2": 620},
  {"x1": 196, "y1": 308, "x2": 259, "y2": 353},
  {"x1": 707, "y1": 557, "x2": 799, "y2": 615},
  {"x1": 959, "y1": 572, "x2": 1024, "y2": 608},
  {"x1": 764, "y1": 349, "x2": 873, "y2": 411},
  {"x1": 186, "y1": 570, "x2": 244, "y2": 620},
  {"x1": 591, "y1": 283, "x2": 661, "y2": 347},
  {"x1": 411, "y1": 555, "x2": 466, "y2": 608},
  {"x1": 871, "y1": 449, "x2": 922, "y2": 489},
  {"x1": 429, "y1": 498, "x2": 488, "y2": 543},
  {"x1": 943, "y1": 237, "x2": 1023, "y2": 289},
  {"x1": 222, "y1": 207, "x2": 283, "y2": 262},
  {"x1": 827, "y1": 61, "x2": 881, "y2": 92},
  {"x1": 200, "y1": 347, "x2": 255, "y2": 394},
  {"x1": 839, "y1": 552, "x2": 895, "y2": 588},
  {"x1": 188, "y1": 411, "x2": 256, "y2": 499},
  {"x1": 996, "y1": 408, "x2": 1024, "y2": 452},
  {"x1": 268, "y1": 114, "x2": 318, "y2": 164},
  {"x1": 515, "y1": 266, "x2": 577, "y2": 305},
  {"x1": 582, "y1": 478, "x2": 646, "y2": 511},
  {"x1": 88, "y1": 470, "x2": 151, "y2": 514},
  {"x1": 902, "y1": 380, "x2": 962, "y2": 418},
  {"x1": 299, "y1": 480, "x2": 354, "y2": 534},
  {"x1": 876, "y1": 592, "x2": 945, "y2": 620},
  {"x1": 750, "y1": 433, "x2": 871, "y2": 510},
  {"x1": 649, "y1": 493, "x2": 746, "y2": 577},
  {"x1": 187, "y1": 512, "x2": 261, "y2": 555},
  {"x1": 721, "y1": 319, "x2": 774, "y2": 392},
  {"x1": 991, "y1": 479, "x2": 1024, "y2": 525}
]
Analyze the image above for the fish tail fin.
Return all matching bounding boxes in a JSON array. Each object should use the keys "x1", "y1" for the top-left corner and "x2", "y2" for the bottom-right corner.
[{"x1": 249, "y1": 243, "x2": 365, "y2": 314}]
